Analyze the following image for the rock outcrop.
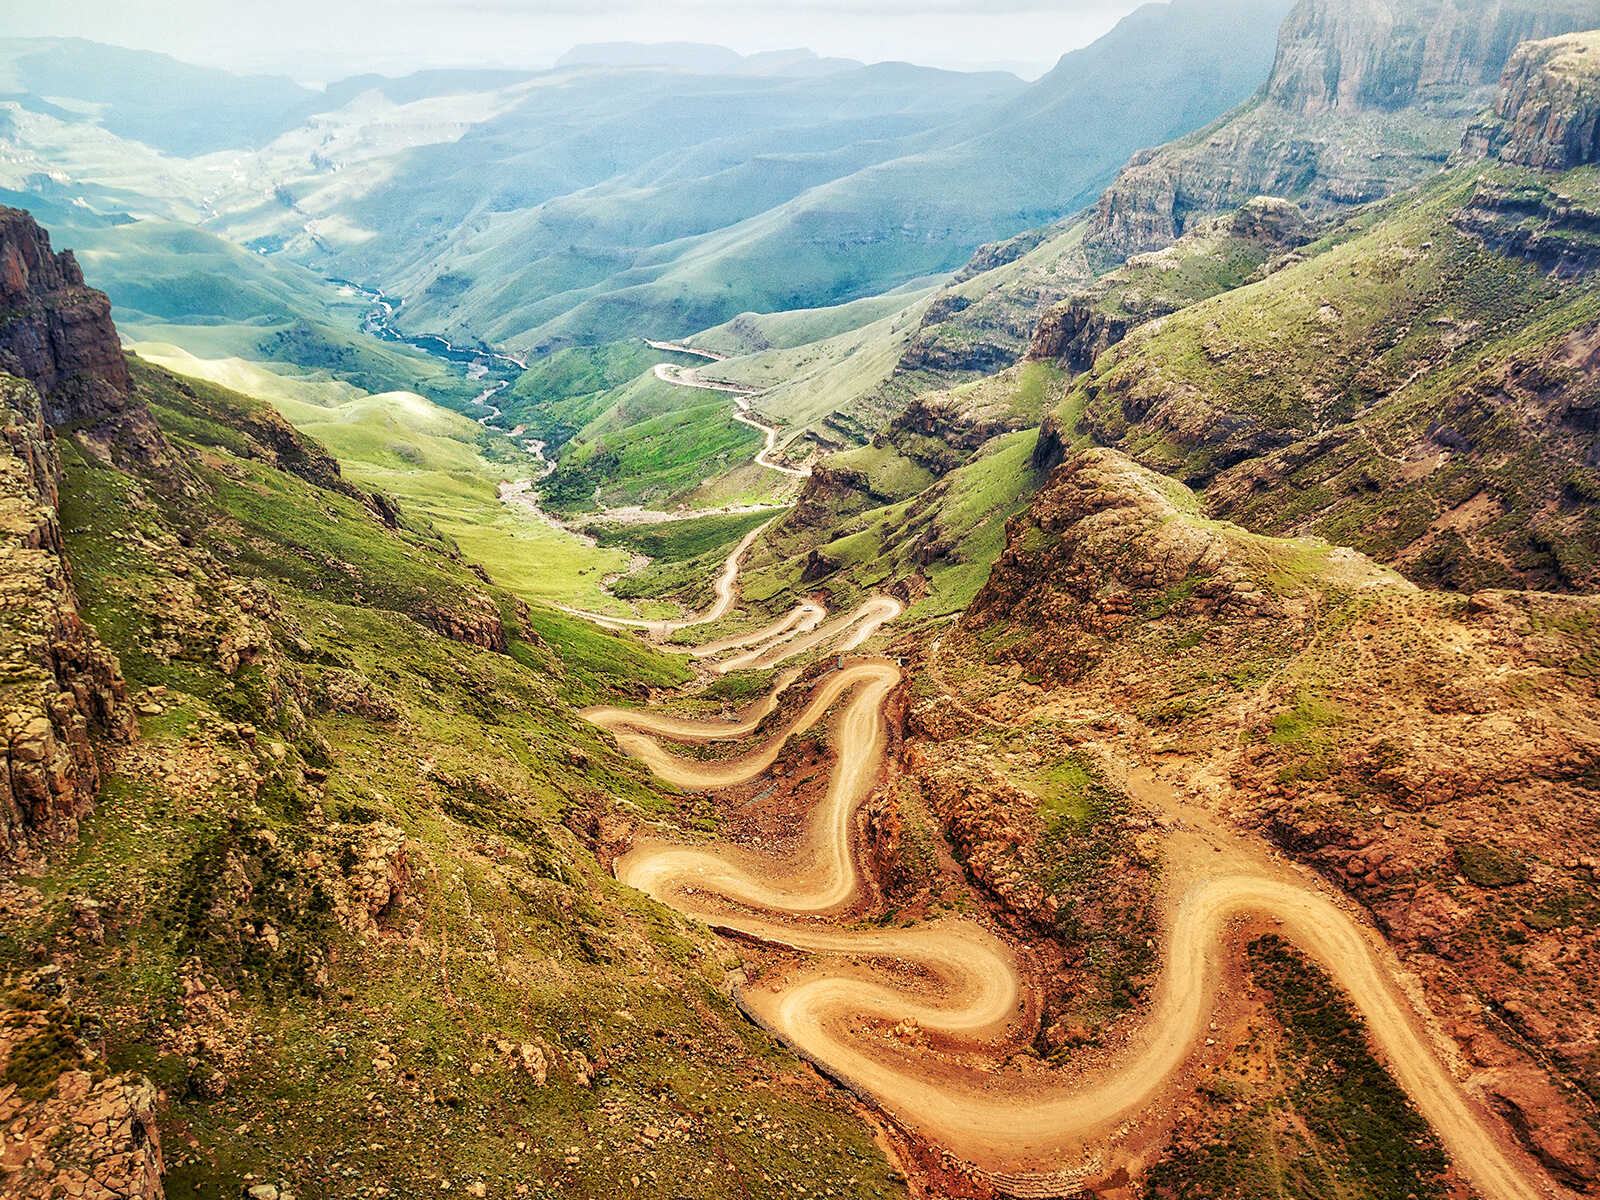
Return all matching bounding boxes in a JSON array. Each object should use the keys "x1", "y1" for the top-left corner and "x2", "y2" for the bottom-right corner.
[
  {"x1": 1030, "y1": 197, "x2": 1311, "y2": 372},
  {"x1": 1453, "y1": 176, "x2": 1600, "y2": 277},
  {"x1": 0, "y1": 209, "x2": 127, "y2": 405},
  {"x1": 0, "y1": 976, "x2": 165, "y2": 1200},
  {"x1": 0, "y1": 208, "x2": 167, "y2": 466},
  {"x1": 421, "y1": 593, "x2": 508, "y2": 652},
  {"x1": 1027, "y1": 295, "x2": 1144, "y2": 375},
  {"x1": 1083, "y1": 0, "x2": 1600, "y2": 265},
  {"x1": 0, "y1": 373, "x2": 133, "y2": 860},
  {"x1": 966, "y1": 448, "x2": 1320, "y2": 685},
  {"x1": 1460, "y1": 29, "x2": 1600, "y2": 170},
  {"x1": 868, "y1": 221, "x2": 1092, "y2": 411}
]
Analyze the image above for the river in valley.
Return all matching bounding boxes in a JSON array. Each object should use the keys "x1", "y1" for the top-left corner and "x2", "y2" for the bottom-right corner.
[{"x1": 332, "y1": 277, "x2": 551, "y2": 472}]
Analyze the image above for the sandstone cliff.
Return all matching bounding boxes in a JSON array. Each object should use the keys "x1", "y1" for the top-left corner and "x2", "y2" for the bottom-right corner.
[
  {"x1": 0, "y1": 208, "x2": 167, "y2": 467},
  {"x1": 0, "y1": 372, "x2": 133, "y2": 860},
  {"x1": 1460, "y1": 29, "x2": 1600, "y2": 170},
  {"x1": 1083, "y1": 0, "x2": 1600, "y2": 266}
]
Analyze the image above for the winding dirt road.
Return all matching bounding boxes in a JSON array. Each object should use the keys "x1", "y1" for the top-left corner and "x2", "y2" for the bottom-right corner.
[
  {"x1": 579, "y1": 537, "x2": 1564, "y2": 1198},
  {"x1": 553, "y1": 521, "x2": 768, "y2": 636},
  {"x1": 650, "y1": 345, "x2": 810, "y2": 478}
]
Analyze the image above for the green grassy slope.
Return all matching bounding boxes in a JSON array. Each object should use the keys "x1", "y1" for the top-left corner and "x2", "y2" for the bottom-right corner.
[
  {"x1": 685, "y1": 278, "x2": 944, "y2": 356},
  {"x1": 711, "y1": 363, "x2": 1073, "y2": 628},
  {"x1": 540, "y1": 371, "x2": 770, "y2": 514},
  {"x1": 129, "y1": 348, "x2": 648, "y2": 613},
  {"x1": 1052, "y1": 162, "x2": 1600, "y2": 591},
  {"x1": 11, "y1": 358, "x2": 908, "y2": 1198}
]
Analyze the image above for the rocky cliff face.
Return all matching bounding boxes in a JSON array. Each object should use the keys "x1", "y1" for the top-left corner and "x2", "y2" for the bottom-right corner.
[
  {"x1": 0, "y1": 372, "x2": 134, "y2": 861},
  {"x1": 1265, "y1": 0, "x2": 1583, "y2": 115},
  {"x1": 1030, "y1": 197, "x2": 1312, "y2": 373},
  {"x1": 0, "y1": 207, "x2": 167, "y2": 466},
  {"x1": 1461, "y1": 30, "x2": 1600, "y2": 170},
  {"x1": 1083, "y1": 0, "x2": 1600, "y2": 266}
]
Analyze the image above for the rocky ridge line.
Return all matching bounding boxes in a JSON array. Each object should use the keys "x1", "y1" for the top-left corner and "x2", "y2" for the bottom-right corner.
[
  {"x1": 1082, "y1": 0, "x2": 1600, "y2": 266},
  {"x1": 0, "y1": 206, "x2": 168, "y2": 467}
]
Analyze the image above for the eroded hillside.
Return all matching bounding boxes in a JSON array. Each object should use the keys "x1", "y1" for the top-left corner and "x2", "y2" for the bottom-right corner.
[{"x1": 0, "y1": 210, "x2": 903, "y2": 1200}]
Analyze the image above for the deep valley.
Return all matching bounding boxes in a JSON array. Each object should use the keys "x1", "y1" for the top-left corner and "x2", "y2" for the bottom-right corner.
[{"x1": 3, "y1": 3, "x2": 1600, "y2": 1200}]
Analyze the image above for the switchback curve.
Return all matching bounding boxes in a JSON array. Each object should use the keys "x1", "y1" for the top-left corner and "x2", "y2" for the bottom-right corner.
[{"x1": 577, "y1": 543, "x2": 1566, "y2": 1200}]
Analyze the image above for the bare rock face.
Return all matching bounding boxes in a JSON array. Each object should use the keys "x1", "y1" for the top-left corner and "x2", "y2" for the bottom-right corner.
[
  {"x1": 0, "y1": 207, "x2": 167, "y2": 466},
  {"x1": 335, "y1": 821, "x2": 412, "y2": 935},
  {"x1": 1224, "y1": 193, "x2": 1312, "y2": 243},
  {"x1": 1083, "y1": 0, "x2": 1600, "y2": 265},
  {"x1": 0, "y1": 374, "x2": 133, "y2": 860},
  {"x1": 1264, "y1": 0, "x2": 1574, "y2": 115},
  {"x1": 0, "y1": 209, "x2": 128, "y2": 403},
  {"x1": 421, "y1": 593, "x2": 508, "y2": 652},
  {"x1": 1461, "y1": 30, "x2": 1600, "y2": 170},
  {"x1": 0, "y1": 979, "x2": 165, "y2": 1200},
  {"x1": 1027, "y1": 295, "x2": 1141, "y2": 374},
  {"x1": 1453, "y1": 176, "x2": 1600, "y2": 277}
]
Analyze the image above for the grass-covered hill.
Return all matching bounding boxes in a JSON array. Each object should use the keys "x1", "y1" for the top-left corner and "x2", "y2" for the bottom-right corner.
[
  {"x1": 1043, "y1": 160, "x2": 1600, "y2": 592},
  {"x1": 1, "y1": 348, "x2": 907, "y2": 1199},
  {"x1": 0, "y1": 189, "x2": 492, "y2": 416}
]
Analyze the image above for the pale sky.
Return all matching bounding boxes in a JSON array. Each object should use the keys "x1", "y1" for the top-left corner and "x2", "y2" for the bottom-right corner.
[{"x1": 0, "y1": 0, "x2": 1151, "y2": 83}]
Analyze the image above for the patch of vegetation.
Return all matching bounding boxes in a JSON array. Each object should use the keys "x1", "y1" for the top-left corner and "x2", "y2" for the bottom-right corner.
[
  {"x1": 1455, "y1": 841, "x2": 1529, "y2": 888},
  {"x1": 587, "y1": 510, "x2": 774, "y2": 563},
  {"x1": 1144, "y1": 936, "x2": 1451, "y2": 1200},
  {"x1": 1267, "y1": 691, "x2": 1344, "y2": 784},
  {"x1": 502, "y1": 341, "x2": 682, "y2": 450},
  {"x1": 543, "y1": 374, "x2": 766, "y2": 514},
  {"x1": 1032, "y1": 757, "x2": 1156, "y2": 1018},
  {"x1": 2, "y1": 995, "x2": 95, "y2": 1102}
]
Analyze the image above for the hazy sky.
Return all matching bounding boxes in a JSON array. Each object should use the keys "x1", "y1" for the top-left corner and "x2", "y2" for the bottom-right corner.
[{"x1": 1, "y1": 0, "x2": 1150, "y2": 83}]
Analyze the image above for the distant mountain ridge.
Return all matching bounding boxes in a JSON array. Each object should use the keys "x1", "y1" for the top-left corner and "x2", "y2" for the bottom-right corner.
[
  {"x1": 0, "y1": 0, "x2": 1294, "y2": 353},
  {"x1": 1083, "y1": 0, "x2": 1600, "y2": 265},
  {"x1": 298, "y1": 0, "x2": 1294, "y2": 348},
  {"x1": 555, "y1": 42, "x2": 868, "y2": 77}
]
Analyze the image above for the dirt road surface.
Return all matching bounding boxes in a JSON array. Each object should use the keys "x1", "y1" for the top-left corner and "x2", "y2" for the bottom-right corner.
[{"x1": 577, "y1": 526, "x2": 1564, "y2": 1199}]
